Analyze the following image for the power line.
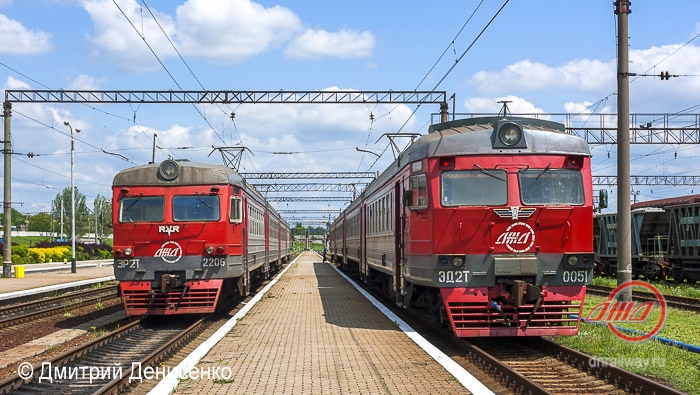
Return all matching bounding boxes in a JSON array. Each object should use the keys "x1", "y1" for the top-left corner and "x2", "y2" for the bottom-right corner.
[
  {"x1": 396, "y1": 0, "x2": 511, "y2": 134},
  {"x1": 111, "y1": 0, "x2": 226, "y2": 144}
]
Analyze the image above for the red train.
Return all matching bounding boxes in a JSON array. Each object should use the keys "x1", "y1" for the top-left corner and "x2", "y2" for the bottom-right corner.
[
  {"x1": 112, "y1": 160, "x2": 291, "y2": 315},
  {"x1": 330, "y1": 112, "x2": 594, "y2": 337}
]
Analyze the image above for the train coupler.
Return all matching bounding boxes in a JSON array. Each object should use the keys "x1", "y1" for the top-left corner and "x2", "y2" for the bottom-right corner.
[
  {"x1": 513, "y1": 280, "x2": 541, "y2": 307},
  {"x1": 160, "y1": 273, "x2": 182, "y2": 294}
]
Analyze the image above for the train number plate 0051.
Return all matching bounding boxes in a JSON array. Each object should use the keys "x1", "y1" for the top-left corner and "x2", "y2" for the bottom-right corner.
[
  {"x1": 437, "y1": 270, "x2": 470, "y2": 285},
  {"x1": 562, "y1": 270, "x2": 589, "y2": 283}
]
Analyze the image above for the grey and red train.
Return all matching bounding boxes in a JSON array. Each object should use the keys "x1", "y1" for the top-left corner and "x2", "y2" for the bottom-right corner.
[
  {"x1": 329, "y1": 113, "x2": 595, "y2": 337},
  {"x1": 594, "y1": 194, "x2": 700, "y2": 284},
  {"x1": 112, "y1": 160, "x2": 291, "y2": 316}
]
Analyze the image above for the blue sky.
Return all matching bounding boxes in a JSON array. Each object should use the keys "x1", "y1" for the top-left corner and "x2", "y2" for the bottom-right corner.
[{"x1": 2, "y1": 0, "x2": 700, "y2": 222}]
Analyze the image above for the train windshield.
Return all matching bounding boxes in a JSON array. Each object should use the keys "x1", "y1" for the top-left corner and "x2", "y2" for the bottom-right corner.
[
  {"x1": 119, "y1": 196, "x2": 164, "y2": 222},
  {"x1": 519, "y1": 168, "x2": 584, "y2": 205},
  {"x1": 173, "y1": 195, "x2": 220, "y2": 221},
  {"x1": 441, "y1": 169, "x2": 507, "y2": 206}
]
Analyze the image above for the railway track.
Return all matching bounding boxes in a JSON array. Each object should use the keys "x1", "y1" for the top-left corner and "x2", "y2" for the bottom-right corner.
[
  {"x1": 0, "y1": 317, "x2": 205, "y2": 394},
  {"x1": 465, "y1": 337, "x2": 684, "y2": 395},
  {"x1": 338, "y1": 265, "x2": 685, "y2": 394},
  {"x1": 0, "y1": 264, "x2": 283, "y2": 394},
  {"x1": 587, "y1": 284, "x2": 700, "y2": 312},
  {"x1": 0, "y1": 285, "x2": 119, "y2": 330}
]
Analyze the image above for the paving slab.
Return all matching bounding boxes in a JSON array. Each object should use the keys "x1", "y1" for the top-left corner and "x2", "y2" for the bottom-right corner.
[{"x1": 171, "y1": 251, "x2": 472, "y2": 395}]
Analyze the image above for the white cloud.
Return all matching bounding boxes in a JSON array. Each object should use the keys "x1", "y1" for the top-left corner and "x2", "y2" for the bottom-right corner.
[
  {"x1": 284, "y1": 28, "x2": 374, "y2": 60},
  {"x1": 175, "y1": 0, "x2": 301, "y2": 63},
  {"x1": 3, "y1": 75, "x2": 30, "y2": 90},
  {"x1": 0, "y1": 13, "x2": 53, "y2": 55},
  {"x1": 82, "y1": 0, "x2": 176, "y2": 72},
  {"x1": 68, "y1": 74, "x2": 101, "y2": 90},
  {"x1": 470, "y1": 59, "x2": 614, "y2": 96},
  {"x1": 82, "y1": 0, "x2": 374, "y2": 70}
]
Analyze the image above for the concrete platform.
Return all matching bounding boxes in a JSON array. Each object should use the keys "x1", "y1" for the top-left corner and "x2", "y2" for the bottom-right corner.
[
  {"x1": 0, "y1": 262, "x2": 115, "y2": 301},
  {"x1": 152, "y1": 251, "x2": 489, "y2": 394}
]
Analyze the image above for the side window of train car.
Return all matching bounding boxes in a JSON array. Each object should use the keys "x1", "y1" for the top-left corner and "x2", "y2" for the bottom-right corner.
[
  {"x1": 441, "y1": 170, "x2": 507, "y2": 206},
  {"x1": 230, "y1": 196, "x2": 242, "y2": 223},
  {"x1": 519, "y1": 168, "x2": 584, "y2": 205},
  {"x1": 172, "y1": 195, "x2": 220, "y2": 221},
  {"x1": 120, "y1": 196, "x2": 164, "y2": 222},
  {"x1": 409, "y1": 174, "x2": 428, "y2": 209}
]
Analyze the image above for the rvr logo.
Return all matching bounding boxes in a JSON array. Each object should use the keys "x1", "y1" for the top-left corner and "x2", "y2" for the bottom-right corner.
[{"x1": 159, "y1": 225, "x2": 180, "y2": 236}]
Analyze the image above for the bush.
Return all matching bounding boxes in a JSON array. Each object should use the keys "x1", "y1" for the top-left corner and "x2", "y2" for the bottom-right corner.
[{"x1": 2, "y1": 241, "x2": 111, "y2": 264}]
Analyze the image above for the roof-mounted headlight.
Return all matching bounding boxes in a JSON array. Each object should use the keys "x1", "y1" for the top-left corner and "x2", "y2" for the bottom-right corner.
[
  {"x1": 493, "y1": 120, "x2": 527, "y2": 149},
  {"x1": 498, "y1": 122, "x2": 522, "y2": 146},
  {"x1": 158, "y1": 159, "x2": 180, "y2": 181}
]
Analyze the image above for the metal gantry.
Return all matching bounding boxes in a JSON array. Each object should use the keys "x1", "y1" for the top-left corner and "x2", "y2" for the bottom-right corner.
[
  {"x1": 242, "y1": 172, "x2": 376, "y2": 180},
  {"x1": 594, "y1": 175, "x2": 700, "y2": 186},
  {"x1": 2, "y1": 89, "x2": 448, "y2": 274},
  {"x1": 252, "y1": 183, "x2": 363, "y2": 193},
  {"x1": 442, "y1": 112, "x2": 700, "y2": 144},
  {"x1": 4, "y1": 90, "x2": 448, "y2": 105},
  {"x1": 268, "y1": 196, "x2": 351, "y2": 202}
]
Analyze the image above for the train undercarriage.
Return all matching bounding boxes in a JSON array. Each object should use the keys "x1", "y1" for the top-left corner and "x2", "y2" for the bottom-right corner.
[{"x1": 336, "y1": 255, "x2": 584, "y2": 337}]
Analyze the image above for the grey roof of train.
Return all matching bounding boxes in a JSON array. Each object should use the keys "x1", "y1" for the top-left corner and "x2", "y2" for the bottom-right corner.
[
  {"x1": 348, "y1": 116, "x2": 590, "y2": 209},
  {"x1": 113, "y1": 161, "x2": 245, "y2": 187},
  {"x1": 411, "y1": 116, "x2": 590, "y2": 160},
  {"x1": 113, "y1": 161, "x2": 286, "y2": 223}
]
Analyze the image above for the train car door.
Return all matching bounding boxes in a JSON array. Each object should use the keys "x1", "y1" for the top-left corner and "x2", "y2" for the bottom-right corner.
[
  {"x1": 394, "y1": 181, "x2": 404, "y2": 305},
  {"x1": 361, "y1": 203, "x2": 367, "y2": 281},
  {"x1": 239, "y1": 197, "x2": 250, "y2": 296}
]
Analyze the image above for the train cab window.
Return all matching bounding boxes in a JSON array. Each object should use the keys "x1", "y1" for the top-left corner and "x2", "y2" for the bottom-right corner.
[
  {"x1": 519, "y1": 168, "x2": 584, "y2": 205},
  {"x1": 172, "y1": 195, "x2": 220, "y2": 221},
  {"x1": 230, "y1": 196, "x2": 242, "y2": 223},
  {"x1": 119, "y1": 196, "x2": 164, "y2": 222},
  {"x1": 409, "y1": 174, "x2": 428, "y2": 209},
  {"x1": 440, "y1": 170, "x2": 507, "y2": 206}
]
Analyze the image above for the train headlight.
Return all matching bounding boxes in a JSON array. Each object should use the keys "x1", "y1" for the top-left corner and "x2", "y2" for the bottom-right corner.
[
  {"x1": 124, "y1": 247, "x2": 133, "y2": 257},
  {"x1": 158, "y1": 159, "x2": 180, "y2": 181},
  {"x1": 452, "y1": 257, "x2": 464, "y2": 267},
  {"x1": 498, "y1": 122, "x2": 522, "y2": 146},
  {"x1": 206, "y1": 246, "x2": 215, "y2": 255},
  {"x1": 438, "y1": 256, "x2": 448, "y2": 266},
  {"x1": 567, "y1": 255, "x2": 578, "y2": 266}
]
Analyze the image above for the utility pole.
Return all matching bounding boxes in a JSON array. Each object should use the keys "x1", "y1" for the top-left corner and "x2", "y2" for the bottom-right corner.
[
  {"x1": 2, "y1": 101, "x2": 11, "y2": 278},
  {"x1": 615, "y1": 0, "x2": 632, "y2": 301}
]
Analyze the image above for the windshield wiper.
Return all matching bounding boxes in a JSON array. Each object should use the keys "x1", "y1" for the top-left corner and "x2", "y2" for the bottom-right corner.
[
  {"x1": 124, "y1": 193, "x2": 144, "y2": 211},
  {"x1": 195, "y1": 192, "x2": 215, "y2": 209},
  {"x1": 527, "y1": 163, "x2": 551, "y2": 189},
  {"x1": 473, "y1": 164, "x2": 505, "y2": 181}
]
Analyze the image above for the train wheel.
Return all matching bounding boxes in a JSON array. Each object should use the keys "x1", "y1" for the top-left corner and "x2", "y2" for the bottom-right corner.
[{"x1": 642, "y1": 263, "x2": 660, "y2": 281}]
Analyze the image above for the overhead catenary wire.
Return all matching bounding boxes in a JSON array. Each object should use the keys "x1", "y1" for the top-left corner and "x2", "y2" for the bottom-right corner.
[
  {"x1": 396, "y1": 0, "x2": 511, "y2": 134},
  {"x1": 112, "y1": 0, "x2": 227, "y2": 145},
  {"x1": 140, "y1": 0, "x2": 244, "y2": 147}
]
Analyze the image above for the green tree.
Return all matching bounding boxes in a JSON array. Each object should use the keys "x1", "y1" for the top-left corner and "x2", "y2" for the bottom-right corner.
[
  {"x1": 53, "y1": 187, "x2": 90, "y2": 239},
  {"x1": 93, "y1": 194, "x2": 112, "y2": 243},
  {"x1": 293, "y1": 222, "x2": 306, "y2": 236},
  {"x1": 28, "y1": 212, "x2": 53, "y2": 232},
  {"x1": 0, "y1": 208, "x2": 27, "y2": 229}
]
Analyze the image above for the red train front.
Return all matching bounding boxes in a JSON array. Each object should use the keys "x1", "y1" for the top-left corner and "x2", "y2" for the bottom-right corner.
[
  {"x1": 330, "y1": 114, "x2": 594, "y2": 337},
  {"x1": 112, "y1": 160, "x2": 290, "y2": 315}
]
